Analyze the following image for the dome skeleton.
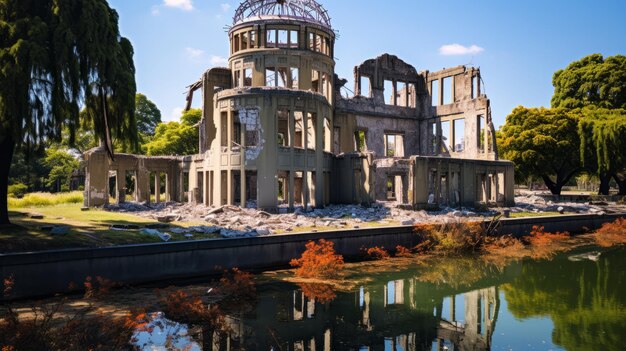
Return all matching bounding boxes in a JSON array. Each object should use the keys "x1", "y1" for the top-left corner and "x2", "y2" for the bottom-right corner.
[{"x1": 233, "y1": 0, "x2": 332, "y2": 29}]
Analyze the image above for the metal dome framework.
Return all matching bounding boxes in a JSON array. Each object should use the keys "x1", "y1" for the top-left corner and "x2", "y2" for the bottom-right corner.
[{"x1": 233, "y1": 0, "x2": 332, "y2": 29}]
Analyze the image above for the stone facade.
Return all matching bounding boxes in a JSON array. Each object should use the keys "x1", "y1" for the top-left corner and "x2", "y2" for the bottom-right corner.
[{"x1": 84, "y1": 0, "x2": 514, "y2": 211}]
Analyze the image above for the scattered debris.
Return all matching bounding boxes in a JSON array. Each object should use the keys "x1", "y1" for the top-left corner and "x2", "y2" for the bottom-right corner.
[{"x1": 140, "y1": 228, "x2": 171, "y2": 242}]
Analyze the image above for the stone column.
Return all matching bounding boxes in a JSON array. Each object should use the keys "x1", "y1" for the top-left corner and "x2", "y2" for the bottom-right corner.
[
  {"x1": 116, "y1": 169, "x2": 126, "y2": 204},
  {"x1": 154, "y1": 172, "x2": 161, "y2": 203}
]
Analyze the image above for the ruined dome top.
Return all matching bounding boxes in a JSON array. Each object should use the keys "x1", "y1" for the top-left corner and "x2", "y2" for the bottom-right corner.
[{"x1": 233, "y1": 0, "x2": 332, "y2": 30}]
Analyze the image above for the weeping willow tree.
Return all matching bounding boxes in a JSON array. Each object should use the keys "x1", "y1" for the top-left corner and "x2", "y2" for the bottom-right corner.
[
  {"x1": 0, "y1": 0, "x2": 137, "y2": 224},
  {"x1": 577, "y1": 107, "x2": 626, "y2": 195}
]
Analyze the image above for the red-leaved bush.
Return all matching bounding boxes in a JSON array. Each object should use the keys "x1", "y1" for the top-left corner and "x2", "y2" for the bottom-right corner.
[{"x1": 290, "y1": 239, "x2": 344, "y2": 278}]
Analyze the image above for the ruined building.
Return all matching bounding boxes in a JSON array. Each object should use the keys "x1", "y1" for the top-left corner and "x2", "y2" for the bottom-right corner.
[{"x1": 84, "y1": 0, "x2": 514, "y2": 211}]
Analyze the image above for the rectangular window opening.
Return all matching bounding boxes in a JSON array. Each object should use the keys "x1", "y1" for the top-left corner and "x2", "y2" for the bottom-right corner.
[
  {"x1": 243, "y1": 68, "x2": 252, "y2": 87},
  {"x1": 442, "y1": 76, "x2": 453, "y2": 104},
  {"x1": 278, "y1": 30, "x2": 288, "y2": 48},
  {"x1": 241, "y1": 32, "x2": 248, "y2": 50},
  {"x1": 408, "y1": 83, "x2": 416, "y2": 107},
  {"x1": 234, "y1": 34, "x2": 240, "y2": 52},
  {"x1": 384, "y1": 80, "x2": 394, "y2": 105},
  {"x1": 249, "y1": 31, "x2": 257, "y2": 48},
  {"x1": 441, "y1": 120, "x2": 451, "y2": 152},
  {"x1": 289, "y1": 30, "x2": 299, "y2": 48},
  {"x1": 396, "y1": 81, "x2": 407, "y2": 107},
  {"x1": 266, "y1": 29, "x2": 276, "y2": 48},
  {"x1": 360, "y1": 76, "x2": 371, "y2": 97},
  {"x1": 478, "y1": 115, "x2": 485, "y2": 152},
  {"x1": 431, "y1": 80, "x2": 439, "y2": 106},
  {"x1": 265, "y1": 67, "x2": 276, "y2": 87},
  {"x1": 387, "y1": 176, "x2": 396, "y2": 200},
  {"x1": 385, "y1": 134, "x2": 396, "y2": 157},
  {"x1": 454, "y1": 119, "x2": 465, "y2": 152},
  {"x1": 355, "y1": 130, "x2": 366, "y2": 152}
]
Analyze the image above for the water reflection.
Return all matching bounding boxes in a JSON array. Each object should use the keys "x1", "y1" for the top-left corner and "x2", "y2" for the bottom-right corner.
[
  {"x1": 145, "y1": 247, "x2": 625, "y2": 350},
  {"x1": 211, "y1": 275, "x2": 509, "y2": 350}
]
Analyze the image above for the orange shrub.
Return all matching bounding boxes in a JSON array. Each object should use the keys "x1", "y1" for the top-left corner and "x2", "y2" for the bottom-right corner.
[
  {"x1": 290, "y1": 239, "x2": 344, "y2": 279},
  {"x1": 593, "y1": 218, "x2": 626, "y2": 247},
  {"x1": 364, "y1": 246, "x2": 390, "y2": 260},
  {"x1": 524, "y1": 225, "x2": 569, "y2": 246},
  {"x1": 523, "y1": 225, "x2": 570, "y2": 259},
  {"x1": 394, "y1": 245, "x2": 414, "y2": 257}
]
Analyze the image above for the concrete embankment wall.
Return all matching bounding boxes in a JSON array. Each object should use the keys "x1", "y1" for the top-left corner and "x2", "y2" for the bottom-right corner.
[{"x1": 1, "y1": 213, "x2": 624, "y2": 300}]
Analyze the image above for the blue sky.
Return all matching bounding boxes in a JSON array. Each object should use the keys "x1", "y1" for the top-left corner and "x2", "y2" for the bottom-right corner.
[{"x1": 107, "y1": 0, "x2": 626, "y2": 128}]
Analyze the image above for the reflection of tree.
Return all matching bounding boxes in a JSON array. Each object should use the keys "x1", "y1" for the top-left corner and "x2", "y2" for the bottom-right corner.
[
  {"x1": 298, "y1": 283, "x2": 336, "y2": 304},
  {"x1": 502, "y1": 249, "x2": 626, "y2": 351},
  {"x1": 416, "y1": 257, "x2": 497, "y2": 289}
]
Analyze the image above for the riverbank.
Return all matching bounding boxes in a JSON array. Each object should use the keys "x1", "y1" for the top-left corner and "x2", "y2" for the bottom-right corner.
[
  {"x1": 1, "y1": 212, "x2": 624, "y2": 300},
  {"x1": 5, "y1": 193, "x2": 626, "y2": 253}
]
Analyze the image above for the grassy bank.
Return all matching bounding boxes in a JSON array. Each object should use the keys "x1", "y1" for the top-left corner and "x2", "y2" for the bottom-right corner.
[
  {"x1": 2, "y1": 202, "x2": 217, "y2": 253},
  {"x1": 8, "y1": 191, "x2": 84, "y2": 208}
]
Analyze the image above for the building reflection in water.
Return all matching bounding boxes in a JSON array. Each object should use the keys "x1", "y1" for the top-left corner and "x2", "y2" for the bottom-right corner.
[{"x1": 211, "y1": 277, "x2": 500, "y2": 351}]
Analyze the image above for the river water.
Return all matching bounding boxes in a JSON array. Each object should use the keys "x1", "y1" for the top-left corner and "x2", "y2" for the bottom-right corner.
[{"x1": 134, "y1": 246, "x2": 626, "y2": 351}]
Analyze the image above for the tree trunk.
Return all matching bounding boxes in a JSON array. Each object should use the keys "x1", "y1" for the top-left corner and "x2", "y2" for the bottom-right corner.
[
  {"x1": 0, "y1": 134, "x2": 15, "y2": 225},
  {"x1": 542, "y1": 175, "x2": 563, "y2": 195},
  {"x1": 598, "y1": 173, "x2": 612, "y2": 195},
  {"x1": 613, "y1": 173, "x2": 626, "y2": 196}
]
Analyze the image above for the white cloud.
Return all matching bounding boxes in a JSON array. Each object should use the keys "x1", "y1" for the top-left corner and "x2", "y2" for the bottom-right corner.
[
  {"x1": 169, "y1": 107, "x2": 184, "y2": 121},
  {"x1": 210, "y1": 55, "x2": 228, "y2": 67},
  {"x1": 439, "y1": 44, "x2": 484, "y2": 56},
  {"x1": 221, "y1": 3, "x2": 231, "y2": 12},
  {"x1": 163, "y1": 0, "x2": 193, "y2": 11},
  {"x1": 185, "y1": 47, "x2": 205, "y2": 59}
]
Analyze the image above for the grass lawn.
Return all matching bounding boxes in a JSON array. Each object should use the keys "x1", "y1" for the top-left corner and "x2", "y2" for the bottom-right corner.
[
  {"x1": 508, "y1": 211, "x2": 563, "y2": 218},
  {"x1": 1, "y1": 203, "x2": 218, "y2": 253}
]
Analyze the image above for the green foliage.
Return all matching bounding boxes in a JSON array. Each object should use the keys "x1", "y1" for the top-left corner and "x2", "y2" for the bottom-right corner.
[
  {"x1": 576, "y1": 107, "x2": 626, "y2": 174},
  {"x1": 0, "y1": 0, "x2": 137, "y2": 223},
  {"x1": 144, "y1": 109, "x2": 201, "y2": 156},
  {"x1": 552, "y1": 54, "x2": 626, "y2": 110},
  {"x1": 7, "y1": 183, "x2": 27, "y2": 198},
  {"x1": 497, "y1": 107, "x2": 581, "y2": 193},
  {"x1": 7, "y1": 191, "x2": 83, "y2": 208},
  {"x1": 135, "y1": 93, "x2": 162, "y2": 136},
  {"x1": 40, "y1": 147, "x2": 81, "y2": 192},
  {"x1": 0, "y1": 0, "x2": 138, "y2": 153}
]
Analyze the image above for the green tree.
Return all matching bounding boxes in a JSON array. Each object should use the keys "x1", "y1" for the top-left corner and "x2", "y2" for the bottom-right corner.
[
  {"x1": 144, "y1": 109, "x2": 201, "y2": 156},
  {"x1": 576, "y1": 107, "x2": 626, "y2": 195},
  {"x1": 552, "y1": 54, "x2": 626, "y2": 110},
  {"x1": 0, "y1": 0, "x2": 137, "y2": 224},
  {"x1": 498, "y1": 107, "x2": 581, "y2": 195},
  {"x1": 135, "y1": 93, "x2": 162, "y2": 137},
  {"x1": 40, "y1": 147, "x2": 81, "y2": 192}
]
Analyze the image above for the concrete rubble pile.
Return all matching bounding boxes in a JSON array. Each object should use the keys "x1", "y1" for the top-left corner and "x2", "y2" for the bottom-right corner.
[{"x1": 105, "y1": 194, "x2": 626, "y2": 240}]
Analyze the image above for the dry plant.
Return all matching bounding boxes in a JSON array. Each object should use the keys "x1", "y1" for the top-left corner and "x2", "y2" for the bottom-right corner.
[
  {"x1": 523, "y1": 225, "x2": 570, "y2": 259},
  {"x1": 297, "y1": 283, "x2": 337, "y2": 304},
  {"x1": 593, "y1": 218, "x2": 626, "y2": 247},
  {"x1": 290, "y1": 239, "x2": 344, "y2": 279},
  {"x1": 363, "y1": 246, "x2": 390, "y2": 260},
  {"x1": 414, "y1": 220, "x2": 486, "y2": 255},
  {"x1": 0, "y1": 276, "x2": 148, "y2": 351},
  {"x1": 394, "y1": 245, "x2": 414, "y2": 258}
]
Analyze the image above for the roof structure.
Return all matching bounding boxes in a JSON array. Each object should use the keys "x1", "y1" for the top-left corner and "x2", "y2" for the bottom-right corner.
[{"x1": 232, "y1": 0, "x2": 332, "y2": 29}]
